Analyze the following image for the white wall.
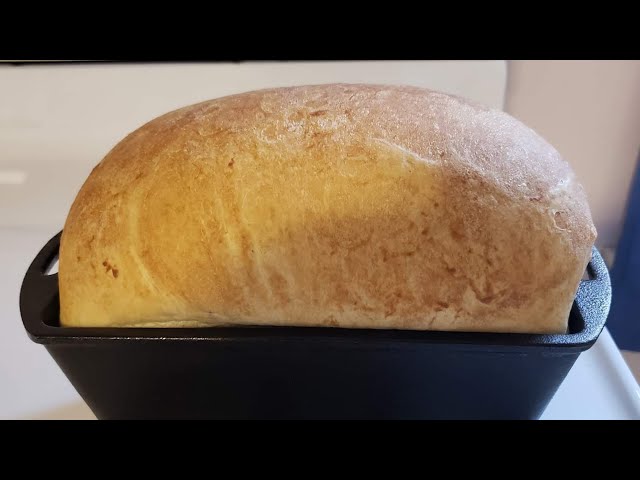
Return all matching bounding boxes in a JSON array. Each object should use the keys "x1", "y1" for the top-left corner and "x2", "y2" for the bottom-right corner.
[{"x1": 505, "y1": 60, "x2": 640, "y2": 249}]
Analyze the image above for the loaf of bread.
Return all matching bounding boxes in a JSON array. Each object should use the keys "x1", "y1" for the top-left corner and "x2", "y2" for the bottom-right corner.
[{"x1": 59, "y1": 84, "x2": 596, "y2": 333}]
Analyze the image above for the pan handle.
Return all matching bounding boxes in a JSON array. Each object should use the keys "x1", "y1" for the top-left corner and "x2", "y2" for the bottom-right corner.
[
  {"x1": 572, "y1": 247, "x2": 612, "y2": 343},
  {"x1": 20, "y1": 231, "x2": 62, "y2": 338}
]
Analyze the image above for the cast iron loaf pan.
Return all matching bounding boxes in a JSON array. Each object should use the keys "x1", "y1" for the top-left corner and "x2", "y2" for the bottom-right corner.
[{"x1": 20, "y1": 231, "x2": 611, "y2": 420}]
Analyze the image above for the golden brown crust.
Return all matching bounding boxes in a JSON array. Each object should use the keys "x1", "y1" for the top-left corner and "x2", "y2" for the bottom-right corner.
[{"x1": 59, "y1": 84, "x2": 596, "y2": 333}]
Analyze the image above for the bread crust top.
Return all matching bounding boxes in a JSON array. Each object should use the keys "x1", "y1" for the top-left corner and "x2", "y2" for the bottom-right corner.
[{"x1": 59, "y1": 84, "x2": 596, "y2": 332}]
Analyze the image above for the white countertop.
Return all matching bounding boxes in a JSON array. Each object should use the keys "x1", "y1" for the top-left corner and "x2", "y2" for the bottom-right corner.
[{"x1": 2, "y1": 61, "x2": 639, "y2": 420}]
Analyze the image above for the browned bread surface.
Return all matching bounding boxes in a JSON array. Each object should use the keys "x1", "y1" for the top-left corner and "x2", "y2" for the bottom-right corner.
[{"x1": 59, "y1": 84, "x2": 596, "y2": 333}]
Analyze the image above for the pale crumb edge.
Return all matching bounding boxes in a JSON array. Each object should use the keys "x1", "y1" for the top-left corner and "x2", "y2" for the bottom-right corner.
[{"x1": 104, "y1": 318, "x2": 567, "y2": 334}]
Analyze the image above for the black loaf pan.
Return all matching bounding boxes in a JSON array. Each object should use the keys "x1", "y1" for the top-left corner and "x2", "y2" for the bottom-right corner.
[{"x1": 20, "y1": 232, "x2": 611, "y2": 419}]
